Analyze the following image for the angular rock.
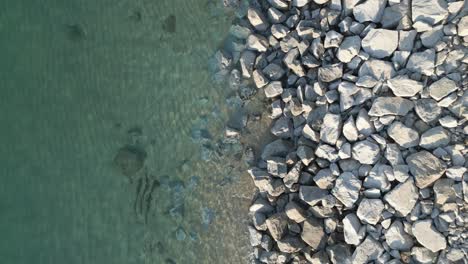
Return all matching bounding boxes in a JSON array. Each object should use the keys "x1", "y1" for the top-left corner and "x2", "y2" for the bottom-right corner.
[
  {"x1": 406, "y1": 151, "x2": 446, "y2": 188},
  {"x1": 406, "y1": 49, "x2": 435, "y2": 76},
  {"x1": 368, "y1": 97, "x2": 414, "y2": 116},
  {"x1": 343, "y1": 116, "x2": 358, "y2": 142},
  {"x1": 266, "y1": 213, "x2": 288, "y2": 241},
  {"x1": 277, "y1": 235, "x2": 306, "y2": 253},
  {"x1": 300, "y1": 186, "x2": 329, "y2": 206},
  {"x1": 318, "y1": 64, "x2": 343, "y2": 82},
  {"x1": 337, "y1": 36, "x2": 361, "y2": 63},
  {"x1": 352, "y1": 236, "x2": 384, "y2": 264},
  {"x1": 301, "y1": 217, "x2": 326, "y2": 250},
  {"x1": 261, "y1": 139, "x2": 292, "y2": 160},
  {"x1": 427, "y1": 77, "x2": 458, "y2": 101},
  {"x1": 326, "y1": 244, "x2": 352, "y2": 264},
  {"x1": 285, "y1": 201, "x2": 307, "y2": 223},
  {"x1": 320, "y1": 113, "x2": 342, "y2": 145},
  {"x1": 247, "y1": 34, "x2": 269, "y2": 52},
  {"x1": 412, "y1": 220, "x2": 447, "y2": 252},
  {"x1": 358, "y1": 59, "x2": 396, "y2": 80},
  {"x1": 332, "y1": 172, "x2": 361, "y2": 208},
  {"x1": 415, "y1": 98, "x2": 441, "y2": 123},
  {"x1": 384, "y1": 178, "x2": 418, "y2": 216},
  {"x1": 412, "y1": 0, "x2": 448, "y2": 30},
  {"x1": 352, "y1": 140, "x2": 381, "y2": 165},
  {"x1": 343, "y1": 213, "x2": 364, "y2": 245},
  {"x1": 353, "y1": 0, "x2": 387, "y2": 23},
  {"x1": 385, "y1": 220, "x2": 414, "y2": 251},
  {"x1": 387, "y1": 76, "x2": 423, "y2": 97},
  {"x1": 355, "y1": 109, "x2": 374, "y2": 136},
  {"x1": 297, "y1": 145, "x2": 315, "y2": 166},
  {"x1": 419, "y1": 126, "x2": 450, "y2": 149},
  {"x1": 264, "y1": 81, "x2": 283, "y2": 98},
  {"x1": 387, "y1": 121, "x2": 420, "y2": 148},
  {"x1": 362, "y1": 29, "x2": 398, "y2": 59},
  {"x1": 324, "y1": 30, "x2": 343, "y2": 48},
  {"x1": 433, "y1": 178, "x2": 456, "y2": 205},
  {"x1": 356, "y1": 198, "x2": 384, "y2": 225},
  {"x1": 313, "y1": 169, "x2": 336, "y2": 189},
  {"x1": 247, "y1": 8, "x2": 269, "y2": 31}
]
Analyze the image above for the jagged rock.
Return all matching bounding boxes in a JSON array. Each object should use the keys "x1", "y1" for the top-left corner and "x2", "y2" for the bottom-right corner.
[
  {"x1": 419, "y1": 126, "x2": 450, "y2": 149},
  {"x1": 412, "y1": 0, "x2": 448, "y2": 30},
  {"x1": 353, "y1": 0, "x2": 387, "y2": 23},
  {"x1": 352, "y1": 140, "x2": 381, "y2": 164},
  {"x1": 337, "y1": 36, "x2": 361, "y2": 63},
  {"x1": 412, "y1": 220, "x2": 447, "y2": 252},
  {"x1": 415, "y1": 98, "x2": 441, "y2": 123},
  {"x1": 247, "y1": 7, "x2": 269, "y2": 31},
  {"x1": 332, "y1": 172, "x2": 361, "y2": 208},
  {"x1": 343, "y1": 116, "x2": 359, "y2": 142},
  {"x1": 406, "y1": 151, "x2": 446, "y2": 188},
  {"x1": 277, "y1": 235, "x2": 306, "y2": 253},
  {"x1": 368, "y1": 97, "x2": 414, "y2": 116},
  {"x1": 387, "y1": 76, "x2": 424, "y2": 97},
  {"x1": 266, "y1": 213, "x2": 288, "y2": 241},
  {"x1": 301, "y1": 217, "x2": 326, "y2": 250},
  {"x1": 356, "y1": 198, "x2": 384, "y2": 225},
  {"x1": 362, "y1": 29, "x2": 398, "y2": 59},
  {"x1": 318, "y1": 64, "x2": 343, "y2": 82},
  {"x1": 285, "y1": 201, "x2": 307, "y2": 223},
  {"x1": 352, "y1": 236, "x2": 385, "y2": 264},
  {"x1": 384, "y1": 178, "x2": 418, "y2": 216},
  {"x1": 300, "y1": 186, "x2": 329, "y2": 206},
  {"x1": 406, "y1": 49, "x2": 435, "y2": 76},
  {"x1": 385, "y1": 220, "x2": 414, "y2": 251},
  {"x1": 343, "y1": 213, "x2": 364, "y2": 245},
  {"x1": 387, "y1": 121, "x2": 420, "y2": 148},
  {"x1": 320, "y1": 113, "x2": 342, "y2": 145},
  {"x1": 427, "y1": 77, "x2": 458, "y2": 101}
]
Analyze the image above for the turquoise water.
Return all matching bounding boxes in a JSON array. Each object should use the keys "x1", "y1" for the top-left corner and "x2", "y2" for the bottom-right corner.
[{"x1": 0, "y1": 1, "x2": 258, "y2": 263}]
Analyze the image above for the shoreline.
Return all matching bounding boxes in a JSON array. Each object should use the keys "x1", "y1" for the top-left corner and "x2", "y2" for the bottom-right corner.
[{"x1": 214, "y1": 0, "x2": 468, "y2": 263}]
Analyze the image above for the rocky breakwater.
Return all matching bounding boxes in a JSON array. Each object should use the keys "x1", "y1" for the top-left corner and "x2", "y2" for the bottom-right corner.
[{"x1": 214, "y1": 0, "x2": 468, "y2": 263}]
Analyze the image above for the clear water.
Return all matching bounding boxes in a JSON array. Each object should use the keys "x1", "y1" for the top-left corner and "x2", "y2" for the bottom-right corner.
[{"x1": 0, "y1": 1, "x2": 262, "y2": 263}]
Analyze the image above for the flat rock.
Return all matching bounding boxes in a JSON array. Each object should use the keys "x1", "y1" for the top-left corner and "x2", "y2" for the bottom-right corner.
[
  {"x1": 337, "y1": 36, "x2": 361, "y2": 63},
  {"x1": 358, "y1": 59, "x2": 396, "y2": 80},
  {"x1": 332, "y1": 172, "x2": 361, "y2": 208},
  {"x1": 412, "y1": 0, "x2": 448, "y2": 30},
  {"x1": 352, "y1": 236, "x2": 384, "y2": 264},
  {"x1": 419, "y1": 126, "x2": 450, "y2": 149},
  {"x1": 277, "y1": 235, "x2": 306, "y2": 253},
  {"x1": 353, "y1": 0, "x2": 387, "y2": 23},
  {"x1": 384, "y1": 178, "x2": 418, "y2": 216},
  {"x1": 356, "y1": 198, "x2": 384, "y2": 225},
  {"x1": 300, "y1": 186, "x2": 329, "y2": 206},
  {"x1": 385, "y1": 220, "x2": 414, "y2": 251},
  {"x1": 247, "y1": 7, "x2": 269, "y2": 31},
  {"x1": 406, "y1": 49, "x2": 435, "y2": 76},
  {"x1": 247, "y1": 34, "x2": 269, "y2": 52},
  {"x1": 412, "y1": 220, "x2": 447, "y2": 252},
  {"x1": 433, "y1": 178, "x2": 457, "y2": 205},
  {"x1": 428, "y1": 77, "x2": 458, "y2": 101},
  {"x1": 285, "y1": 201, "x2": 307, "y2": 223},
  {"x1": 415, "y1": 98, "x2": 441, "y2": 123},
  {"x1": 387, "y1": 121, "x2": 420, "y2": 148},
  {"x1": 343, "y1": 116, "x2": 358, "y2": 142},
  {"x1": 387, "y1": 76, "x2": 424, "y2": 97},
  {"x1": 320, "y1": 113, "x2": 342, "y2": 145},
  {"x1": 368, "y1": 97, "x2": 414, "y2": 116},
  {"x1": 406, "y1": 151, "x2": 446, "y2": 188},
  {"x1": 264, "y1": 81, "x2": 284, "y2": 98},
  {"x1": 343, "y1": 213, "x2": 364, "y2": 245},
  {"x1": 362, "y1": 29, "x2": 398, "y2": 59},
  {"x1": 352, "y1": 140, "x2": 381, "y2": 164},
  {"x1": 318, "y1": 64, "x2": 343, "y2": 82},
  {"x1": 301, "y1": 217, "x2": 326, "y2": 250}
]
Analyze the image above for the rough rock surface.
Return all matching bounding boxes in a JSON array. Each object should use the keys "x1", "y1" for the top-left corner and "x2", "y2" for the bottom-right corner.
[
  {"x1": 406, "y1": 151, "x2": 446, "y2": 188},
  {"x1": 362, "y1": 29, "x2": 398, "y2": 59}
]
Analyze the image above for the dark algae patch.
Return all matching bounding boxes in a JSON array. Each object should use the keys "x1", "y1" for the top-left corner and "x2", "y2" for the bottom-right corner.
[
  {"x1": 113, "y1": 145, "x2": 146, "y2": 177},
  {"x1": 162, "y1": 15, "x2": 176, "y2": 33},
  {"x1": 65, "y1": 24, "x2": 86, "y2": 41}
]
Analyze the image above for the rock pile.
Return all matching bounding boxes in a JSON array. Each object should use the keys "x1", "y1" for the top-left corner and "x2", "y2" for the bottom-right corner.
[{"x1": 215, "y1": 0, "x2": 468, "y2": 263}]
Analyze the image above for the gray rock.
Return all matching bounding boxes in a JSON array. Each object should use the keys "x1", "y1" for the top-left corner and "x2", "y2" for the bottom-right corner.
[
  {"x1": 267, "y1": 157, "x2": 288, "y2": 178},
  {"x1": 362, "y1": 29, "x2": 398, "y2": 59},
  {"x1": 261, "y1": 139, "x2": 292, "y2": 160},
  {"x1": 352, "y1": 140, "x2": 381, "y2": 165},
  {"x1": 320, "y1": 113, "x2": 342, "y2": 145},
  {"x1": 266, "y1": 213, "x2": 288, "y2": 241},
  {"x1": 267, "y1": 8, "x2": 286, "y2": 24},
  {"x1": 277, "y1": 235, "x2": 306, "y2": 253},
  {"x1": 428, "y1": 77, "x2": 458, "y2": 101},
  {"x1": 384, "y1": 178, "x2": 418, "y2": 216},
  {"x1": 364, "y1": 164, "x2": 391, "y2": 192},
  {"x1": 332, "y1": 172, "x2": 361, "y2": 208},
  {"x1": 387, "y1": 76, "x2": 424, "y2": 97},
  {"x1": 284, "y1": 162, "x2": 302, "y2": 188},
  {"x1": 352, "y1": 236, "x2": 384, "y2": 264},
  {"x1": 247, "y1": 7, "x2": 269, "y2": 31},
  {"x1": 419, "y1": 126, "x2": 450, "y2": 149},
  {"x1": 315, "y1": 144, "x2": 339, "y2": 162},
  {"x1": 267, "y1": 0, "x2": 289, "y2": 10},
  {"x1": 368, "y1": 97, "x2": 414, "y2": 116},
  {"x1": 264, "y1": 81, "x2": 284, "y2": 98},
  {"x1": 318, "y1": 64, "x2": 343, "y2": 82},
  {"x1": 411, "y1": 247, "x2": 438, "y2": 264},
  {"x1": 398, "y1": 30, "x2": 417, "y2": 51},
  {"x1": 385, "y1": 143, "x2": 404, "y2": 166},
  {"x1": 301, "y1": 217, "x2": 326, "y2": 250},
  {"x1": 300, "y1": 186, "x2": 329, "y2": 206},
  {"x1": 387, "y1": 121, "x2": 420, "y2": 148},
  {"x1": 356, "y1": 198, "x2": 384, "y2": 225},
  {"x1": 385, "y1": 220, "x2": 414, "y2": 251},
  {"x1": 252, "y1": 70, "x2": 269, "y2": 88},
  {"x1": 433, "y1": 178, "x2": 456, "y2": 205},
  {"x1": 412, "y1": 220, "x2": 447, "y2": 252},
  {"x1": 415, "y1": 98, "x2": 441, "y2": 123},
  {"x1": 285, "y1": 201, "x2": 307, "y2": 223},
  {"x1": 263, "y1": 63, "x2": 285, "y2": 80},
  {"x1": 458, "y1": 16, "x2": 468, "y2": 37},
  {"x1": 343, "y1": 213, "x2": 365, "y2": 245},
  {"x1": 420, "y1": 25, "x2": 443, "y2": 48},
  {"x1": 326, "y1": 244, "x2": 352, "y2": 264},
  {"x1": 353, "y1": 0, "x2": 387, "y2": 23},
  {"x1": 271, "y1": 24, "x2": 289, "y2": 39},
  {"x1": 324, "y1": 30, "x2": 343, "y2": 48},
  {"x1": 356, "y1": 109, "x2": 375, "y2": 136},
  {"x1": 337, "y1": 36, "x2": 361, "y2": 63},
  {"x1": 271, "y1": 116, "x2": 293, "y2": 138},
  {"x1": 445, "y1": 166, "x2": 466, "y2": 181},
  {"x1": 247, "y1": 34, "x2": 269, "y2": 52},
  {"x1": 412, "y1": 0, "x2": 448, "y2": 30},
  {"x1": 358, "y1": 59, "x2": 396, "y2": 80},
  {"x1": 406, "y1": 151, "x2": 446, "y2": 188},
  {"x1": 406, "y1": 49, "x2": 435, "y2": 76},
  {"x1": 248, "y1": 225, "x2": 263, "y2": 246},
  {"x1": 313, "y1": 169, "x2": 336, "y2": 189}
]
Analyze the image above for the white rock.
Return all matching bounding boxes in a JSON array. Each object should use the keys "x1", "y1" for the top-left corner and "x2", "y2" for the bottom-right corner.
[
  {"x1": 353, "y1": 0, "x2": 387, "y2": 23},
  {"x1": 362, "y1": 29, "x2": 399, "y2": 59},
  {"x1": 352, "y1": 140, "x2": 381, "y2": 164},
  {"x1": 458, "y1": 16, "x2": 468, "y2": 37},
  {"x1": 320, "y1": 113, "x2": 342, "y2": 145},
  {"x1": 412, "y1": 220, "x2": 447, "y2": 252},
  {"x1": 419, "y1": 126, "x2": 450, "y2": 149},
  {"x1": 412, "y1": 0, "x2": 448, "y2": 30},
  {"x1": 385, "y1": 220, "x2": 414, "y2": 250},
  {"x1": 332, "y1": 172, "x2": 361, "y2": 208},
  {"x1": 343, "y1": 213, "x2": 364, "y2": 245},
  {"x1": 415, "y1": 98, "x2": 441, "y2": 123},
  {"x1": 364, "y1": 164, "x2": 391, "y2": 192},
  {"x1": 337, "y1": 36, "x2": 361, "y2": 63},
  {"x1": 318, "y1": 63, "x2": 343, "y2": 82},
  {"x1": 352, "y1": 236, "x2": 384, "y2": 264},
  {"x1": 292, "y1": 0, "x2": 311, "y2": 7},
  {"x1": 398, "y1": 30, "x2": 417, "y2": 51},
  {"x1": 387, "y1": 121, "x2": 420, "y2": 148},
  {"x1": 368, "y1": 97, "x2": 414, "y2": 116},
  {"x1": 428, "y1": 77, "x2": 458, "y2": 101},
  {"x1": 355, "y1": 109, "x2": 374, "y2": 136},
  {"x1": 343, "y1": 116, "x2": 359, "y2": 142},
  {"x1": 356, "y1": 198, "x2": 384, "y2": 225},
  {"x1": 406, "y1": 49, "x2": 435, "y2": 76},
  {"x1": 406, "y1": 151, "x2": 446, "y2": 188},
  {"x1": 387, "y1": 76, "x2": 423, "y2": 97},
  {"x1": 384, "y1": 178, "x2": 418, "y2": 216}
]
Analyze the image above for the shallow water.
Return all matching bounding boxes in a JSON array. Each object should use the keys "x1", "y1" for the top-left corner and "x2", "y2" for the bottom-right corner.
[{"x1": 0, "y1": 1, "x2": 262, "y2": 263}]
